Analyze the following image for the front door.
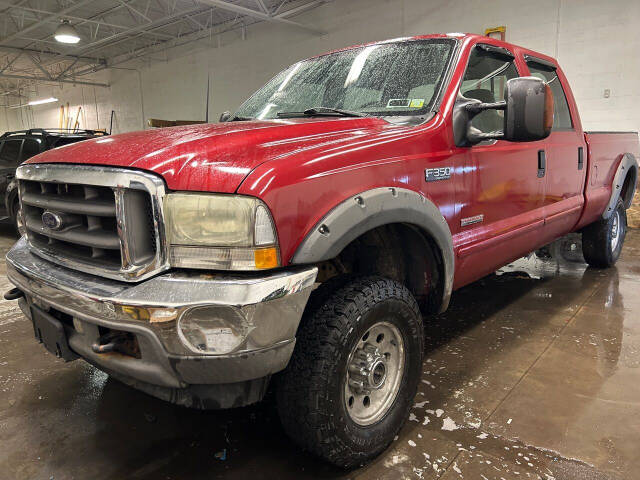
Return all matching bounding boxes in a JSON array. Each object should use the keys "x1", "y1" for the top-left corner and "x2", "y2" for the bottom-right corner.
[{"x1": 454, "y1": 44, "x2": 546, "y2": 288}]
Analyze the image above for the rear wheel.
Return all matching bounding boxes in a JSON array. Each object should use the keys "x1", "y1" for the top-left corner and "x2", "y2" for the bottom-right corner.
[
  {"x1": 276, "y1": 276, "x2": 424, "y2": 468},
  {"x1": 582, "y1": 198, "x2": 627, "y2": 268}
]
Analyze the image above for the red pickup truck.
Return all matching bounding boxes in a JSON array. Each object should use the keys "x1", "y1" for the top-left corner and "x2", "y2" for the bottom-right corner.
[{"x1": 5, "y1": 33, "x2": 639, "y2": 467}]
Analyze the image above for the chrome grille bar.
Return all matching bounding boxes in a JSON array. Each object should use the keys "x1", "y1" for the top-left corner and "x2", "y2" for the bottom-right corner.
[{"x1": 16, "y1": 164, "x2": 169, "y2": 282}]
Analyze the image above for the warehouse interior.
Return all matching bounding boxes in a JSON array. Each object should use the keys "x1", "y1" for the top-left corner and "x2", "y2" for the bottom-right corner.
[{"x1": 1, "y1": 0, "x2": 640, "y2": 478}]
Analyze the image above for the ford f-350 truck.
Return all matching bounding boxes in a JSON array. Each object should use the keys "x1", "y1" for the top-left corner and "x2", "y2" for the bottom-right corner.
[{"x1": 5, "y1": 34, "x2": 639, "y2": 467}]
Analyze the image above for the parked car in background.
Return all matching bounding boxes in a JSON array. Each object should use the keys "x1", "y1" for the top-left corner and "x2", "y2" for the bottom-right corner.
[
  {"x1": 4, "y1": 34, "x2": 639, "y2": 467},
  {"x1": 0, "y1": 128, "x2": 108, "y2": 232}
]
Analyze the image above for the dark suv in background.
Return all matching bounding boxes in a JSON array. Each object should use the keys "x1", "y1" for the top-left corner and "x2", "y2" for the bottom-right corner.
[{"x1": 0, "y1": 129, "x2": 107, "y2": 231}]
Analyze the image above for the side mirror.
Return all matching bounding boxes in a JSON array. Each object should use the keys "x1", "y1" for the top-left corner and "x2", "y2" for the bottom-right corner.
[
  {"x1": 453, "y1": 76, "x2": 553, "y2": 147},
  {"x1": 503, "y1": 76, "x2": 554, "y2": 142},
  {"x1": 219, "y1": 111, "x2": 232, "y2": 123}
]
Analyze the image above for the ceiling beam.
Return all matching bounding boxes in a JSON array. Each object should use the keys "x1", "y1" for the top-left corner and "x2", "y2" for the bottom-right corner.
[
  {"x1": 0, "y1": 0, "x2": 328, "y2": 85},
  {"x1": 104, "y1": 0, "x2": 328, "y2": 68},
  {"x1": 277, "y1": 0, "x2": 328, "y2": 18},
  {"x1": 0, "y1": 1, "x2": 172, "y2": 39},
  {"x1": 28, "y1": 55, "x2": 54, "y2": 80},
  {"x1": 56, "y1": 58, "x2": 79, "y2": 79},
  {"x1": 104, "y1": 14, "x2": 257, "y2": 68},
  {"x1": 0, "y1": 0, "x2": 96, "y2": 46},
  {"x1": 196, "y1": 0, "x2": 324, "y2": 34},
  {"x1": 0, "y1": 45, "x2": 105, "y2": 65},
  {"x1": 70, "y1": 5, "x2": 207, "y2": 56},
  {"x1": 0, "y1": 72, "x2": 109, "y2": 87},
  {"x1": 75, "y1": 8, "x2": 219, "y2": 57},
  {"x1": 254, "y1": 0, "x2": 268, "y2": 13},
  {"x1": 0, "y1": 52, "x2": 22, "y2": 73}
]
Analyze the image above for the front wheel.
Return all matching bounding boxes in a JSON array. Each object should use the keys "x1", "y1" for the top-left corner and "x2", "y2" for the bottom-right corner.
[
  {"x1": 276, "y1": 276, "x2": 424, "y2": 468},
  {"x1": 582, "y1": 198, "x2": 627, "y2": 268}
]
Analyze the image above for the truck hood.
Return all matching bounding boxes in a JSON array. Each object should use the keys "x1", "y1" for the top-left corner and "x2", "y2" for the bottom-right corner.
[{"x1": 27, "y1": 117, "x2": 400, "y2": 192}]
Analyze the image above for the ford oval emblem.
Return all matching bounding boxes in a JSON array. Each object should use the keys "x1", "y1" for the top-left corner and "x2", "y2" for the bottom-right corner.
[{"x1": 42, "y1": 211, "x2": 63, "y2": 230}]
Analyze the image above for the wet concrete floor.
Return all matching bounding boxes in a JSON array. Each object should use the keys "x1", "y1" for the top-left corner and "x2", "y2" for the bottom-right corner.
[{"x1": 1, "y1": 224, "x2": 639, "y2": 480}]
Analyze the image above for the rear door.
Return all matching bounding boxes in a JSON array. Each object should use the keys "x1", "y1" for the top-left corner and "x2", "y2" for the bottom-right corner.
[{"x1": 525, "y1": 58, "x2": 586, "y2": 240}]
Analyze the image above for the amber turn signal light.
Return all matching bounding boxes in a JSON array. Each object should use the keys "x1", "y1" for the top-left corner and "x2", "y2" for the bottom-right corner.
[{"x1": 254, "y1": 247, "x2": 279, "y2": 269}]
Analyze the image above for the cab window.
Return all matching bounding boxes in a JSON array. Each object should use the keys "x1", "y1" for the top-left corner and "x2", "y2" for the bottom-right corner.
[
  {"x1": 461, "y1": 45, "x2": 520, "y2": 134},
  {"x1": 526, "y1": 61, "x2": 573, "y2": 130}
]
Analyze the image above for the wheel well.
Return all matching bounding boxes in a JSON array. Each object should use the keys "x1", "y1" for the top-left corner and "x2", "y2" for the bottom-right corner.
[
  {"x1": 621, "y1": 166, "x2": 638, "y2": 209},
  {"x1": 315, "y1": 223, "x2": 445, "y2": 315}
]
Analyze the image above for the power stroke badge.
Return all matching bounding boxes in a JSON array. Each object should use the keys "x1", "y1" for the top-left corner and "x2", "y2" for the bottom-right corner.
[{"x1": 425, "y1": 167, "x2": 452, "y2": 182}]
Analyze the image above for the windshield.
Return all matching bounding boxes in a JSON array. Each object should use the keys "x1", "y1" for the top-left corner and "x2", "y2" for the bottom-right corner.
[{"x1": 234, "y1": 39, "x2": 456, "y2": 120}]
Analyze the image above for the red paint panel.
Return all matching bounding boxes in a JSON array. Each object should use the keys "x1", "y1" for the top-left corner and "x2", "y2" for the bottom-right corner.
[
  {"x1": 577, "y1": 132, "x2": 640, "y2": 230},
  {"x1": 26, "y1": 117, "x2": 393, "y2": 193},
  {"x1": 238, "y1": 115, "x2": 459, "y2": 264}
]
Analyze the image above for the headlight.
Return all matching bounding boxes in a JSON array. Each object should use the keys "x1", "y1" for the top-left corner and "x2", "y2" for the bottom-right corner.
[{"x1": 165, "y1": 193, "x2": 279, "y2": 270}]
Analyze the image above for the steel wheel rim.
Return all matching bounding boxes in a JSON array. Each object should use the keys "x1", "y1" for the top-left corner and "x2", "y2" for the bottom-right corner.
[
  {"x1": 344, "y1": 321, "x2": 405, "y2": 426},
  {"x1": 611, "y1": 210, "x2": 621, "y2": 251}
]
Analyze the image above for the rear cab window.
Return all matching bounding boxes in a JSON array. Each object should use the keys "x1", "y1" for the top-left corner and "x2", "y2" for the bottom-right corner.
[{"x1": 526, "y1": 58, "x2": 573, "y2": 130}]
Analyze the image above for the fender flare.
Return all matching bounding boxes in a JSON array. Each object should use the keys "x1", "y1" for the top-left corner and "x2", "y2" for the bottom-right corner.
[
  {"x1": 290, "y1": 187, "x2": 454, "y2": 313},
  {"x1": 603, "y1": 153, "x2": 638, "y2": 219}
]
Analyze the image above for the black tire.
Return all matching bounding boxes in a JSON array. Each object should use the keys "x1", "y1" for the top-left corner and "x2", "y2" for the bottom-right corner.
[
  {"x1": 276, "y1": 276, "x2": 424, "y2": 468},
  {"x1": 582, "y1": 198, "x2": 627, "y2": 268}
]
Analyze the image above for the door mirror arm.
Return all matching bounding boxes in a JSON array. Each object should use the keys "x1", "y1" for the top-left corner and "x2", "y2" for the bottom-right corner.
[
  {"x1": 453, "y1": 95, "x2": 505, "y2": 147},
  {"x1": 465, "y1": 100, "x2": 507, "y2": 144}
]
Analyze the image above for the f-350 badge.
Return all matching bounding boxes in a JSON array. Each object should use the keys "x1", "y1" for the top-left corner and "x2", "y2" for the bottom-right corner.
[{"x1": 425, "y1": 167, "x2": 452, "y2": 182}]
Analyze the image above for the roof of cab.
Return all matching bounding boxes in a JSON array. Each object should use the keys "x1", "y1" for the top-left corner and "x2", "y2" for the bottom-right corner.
[{"x1": 306, "y1": 33, "x2": 559, "y2": 68}]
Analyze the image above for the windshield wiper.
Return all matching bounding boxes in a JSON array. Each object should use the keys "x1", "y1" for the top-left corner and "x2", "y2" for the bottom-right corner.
[{"x1": 277, "y1": 107, "x2": 367, "y2": 118}]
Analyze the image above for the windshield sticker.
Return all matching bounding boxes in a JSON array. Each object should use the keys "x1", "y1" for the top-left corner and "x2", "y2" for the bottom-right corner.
[
  {"x1": 385, "y1": 98, "x2": 425, "y2": 109},
  {"x1": 387, "y1": 98, "x2": 411, "y2": 108}
]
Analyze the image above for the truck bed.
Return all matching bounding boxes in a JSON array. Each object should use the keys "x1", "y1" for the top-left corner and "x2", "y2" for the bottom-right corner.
[{"x1": 578, "y1": 131, "x2": 640, "y2": 229}]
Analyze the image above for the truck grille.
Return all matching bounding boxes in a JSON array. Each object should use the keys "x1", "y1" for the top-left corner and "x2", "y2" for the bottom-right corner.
[{"x1": 16, "y1": 164, "x2": 168, "y2": 282}]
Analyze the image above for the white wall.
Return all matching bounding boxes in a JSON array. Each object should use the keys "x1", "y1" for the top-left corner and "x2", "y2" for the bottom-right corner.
[
  {"x1": 0, "y1": 104, "x2": 21, "y2": 132},
  {"x1": 2, "y1": 0, "x2": 639, "y2": 135}
]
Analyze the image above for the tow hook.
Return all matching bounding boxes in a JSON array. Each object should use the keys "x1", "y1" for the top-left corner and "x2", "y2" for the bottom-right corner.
[
  {"x1": 92, "y1": 331, "x2": 138, "y2": 356},
  {"x1": 4, "y1": 287, "x2": 24, "y2": 301}
]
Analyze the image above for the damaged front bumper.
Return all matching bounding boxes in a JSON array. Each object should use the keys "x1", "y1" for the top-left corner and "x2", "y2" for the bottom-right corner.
[{"x1": 6, "y1": 237, "x2": 317, "y2": 408}]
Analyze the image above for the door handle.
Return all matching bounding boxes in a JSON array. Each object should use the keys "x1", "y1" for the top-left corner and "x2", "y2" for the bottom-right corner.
[
  {"x1": 537, "y1": 150, "x2": 546, "y2": 178},
  {"x1": 578, "y1": 147, "x2": 584, "y2": 170}
]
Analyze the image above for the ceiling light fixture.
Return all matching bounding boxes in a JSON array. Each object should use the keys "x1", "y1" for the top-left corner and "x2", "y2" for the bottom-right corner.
[
  {"x1": 55, "y1": 20, "x2": 80, "y2": 44},
  {"x1": 10, "y1": 97, "x2": 59, "y2": 108},
  {"x1": 28, "y1": 97, "x2": 59, "y2": 106}
]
